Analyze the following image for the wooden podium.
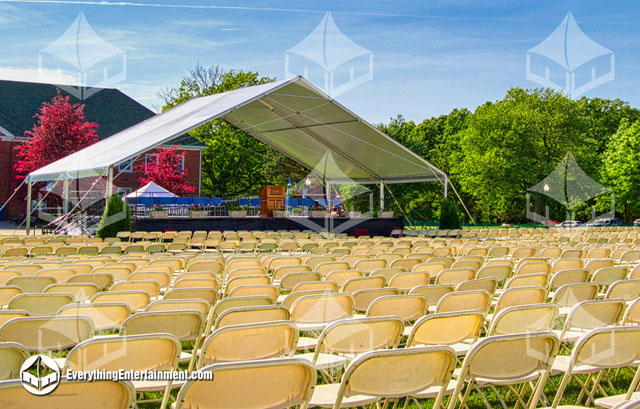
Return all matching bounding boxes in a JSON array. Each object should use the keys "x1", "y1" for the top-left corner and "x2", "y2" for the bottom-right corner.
[{"x1": 259, "y1": 185, "x2": 285, "y2": 217}]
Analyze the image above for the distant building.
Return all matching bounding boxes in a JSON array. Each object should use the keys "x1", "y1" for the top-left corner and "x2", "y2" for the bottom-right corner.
[{"x1": 0, "y1": 79, "x2": 205, "y2": 220}]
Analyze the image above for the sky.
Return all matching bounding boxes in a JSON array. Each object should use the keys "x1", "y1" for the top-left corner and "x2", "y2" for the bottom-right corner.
[{"x1": 0, "y1": 0, "x2": 638, "y2": 124}]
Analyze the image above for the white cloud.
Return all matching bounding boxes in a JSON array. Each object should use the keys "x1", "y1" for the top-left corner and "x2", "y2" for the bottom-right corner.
[{"x1": 0, "y1": 66, "x2": 80, "y2": 85}]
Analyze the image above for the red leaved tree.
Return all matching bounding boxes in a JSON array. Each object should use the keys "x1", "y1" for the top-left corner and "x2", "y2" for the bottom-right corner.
[
  {"x1": 14, "y1": 90, "x2": 99, "y2": 177},
  {"x1": 135, "y1": 146, "x2": 196, "y2": 195}
]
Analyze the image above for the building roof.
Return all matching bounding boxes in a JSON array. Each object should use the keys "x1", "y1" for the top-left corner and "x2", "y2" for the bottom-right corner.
[{"x1": 0, "y1": 79, "x2": 204, "y2": 148}]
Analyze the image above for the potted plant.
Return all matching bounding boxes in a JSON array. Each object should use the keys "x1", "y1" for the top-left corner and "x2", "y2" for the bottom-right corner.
[
  {"x1": 227, "y1": 206, "x2": 247, "y2": 218},
  {"x1": 149, "y1": 206, "x2": 169, "y2": 218},
  {"x1": 189, "y1": 204, "x2": 209, "y2": 218}
]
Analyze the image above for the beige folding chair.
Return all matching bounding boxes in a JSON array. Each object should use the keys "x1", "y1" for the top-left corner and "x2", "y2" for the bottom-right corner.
[
  {"x1": 111, "y1": 280, "x2": 161, "y2": 298},
  {"x1": 0, "y1": 286, "x2": 21, "y2": 306},
  {"x1": 493, "y1": 286, "x2": 547, "y2": 314},
  {"x1": 0, "y1": 378, "x2": 135, "y2": 409},
  {"x1": 171, "y1": 278, "x2": 218, "y2": 292},
  {"x1": 198, "y1": 321, "x2": 297, "y2": 368},
  {"x1": 488, "y1": 303, "x2": 558, "y2": 335},
  {"x1": 622, "y1": 297, "x2": 640, "y2": 325},
  {"x1": 435, "y1": 268, "x2": 474, "y2": 286},
  {"x1": 128, "y1": 271, "x2": 171, "y2": 288},
  {"x1": 66, "y1": 272, "x2": 114, "y2": 290},
  {"x1": 8, "y1": 293, "x2": 74, "y2": 316},
  {"x1": 435, "y1": 290, "x2": 491, "y2": 315},
  {"x1": 226, "y1": 266, "x2": 268, "y2": 280},
  {"x1": 44, "y1": 283, "x2": 98, "y2": 302},
  {"x1": 64, "y1": 333, "x2": 180, "y2": 409},
  {"x1": 279, "y1": 272, "x2": 322, "y2": 292},
  {"x1": 446, "y1": 332, "x2": 559, "y2": 409},
  {"x1": 592, "y1": 267, "x2": 629, "y2": 289},
  {"x1": 164, "y1": 288, "x2": 218, "y2": 304},
  {"x1": 555, "y1": 298, "x2": 626, "y2": 343},
  {"x1": 315, "y1": 261, "x2": 351, "y2": 277},
  {"x1": 298, "y1": 317, "x2": 403, "y2": 380},
  {"x1": 214, "y1": 305, "x2": 290, "y2": 330},
  {"x1": 353, "y1": 259, "x2": 386, "y2": 274},
  {"x1": 292, "y1": 281, "x2": 339, "y2": 294},
  {"x1": 455, "y1": 278, "x2": 498, "y2": 294},
  {"x1": 0, "y1": 310, "x2": 29, "y2": 327},
  {"x1": 57, "y1": 302, "x2": 131, "y2": 331},
  {"x1": 550, "y1": 326, "x2": 640, "y2": 408},
  {"x1": 6, "y1": 275, "x2": 56, "y2": 293},
  {"x1": 412, "y1": 262, "x2": 447, "y2": 280},
  {"x1": 121, "y1": 310, "x2": 205, "y2": 371},
  {"x1": 35, "y1": 268, "x2": 76, "y2": 283},
  {"x1": 0, "y1": 342, "x2": 29, "y2": 380},
  {"x1": 410, "y1": 285, "x2": 454, "y2": 309},
  {"x1": 175, "y1": 358, "x2": 316, "y2": 409},
  {"x1": 290, "y1": 292, "x2": 354, "y2": 331},
  {"x1": 406, "y1": 310, "x2": 484, "y2": 357},
  {"x1": 0, "y1": 315, "x2": 93, "y2": 352},
  {"x1": 228, "y1": 284, "x2": 278, "y2": 300},
  {"x1": 605, "y1": 279, "x2": 640, "y2": 301},
  {"x1": 366, "y1": 294, "x2": 427, "y2": 323},
  {"x1": 341, "y1": 275, "x2": 385, "y2": 293},
  {"x1": 0, "y1": 271, "x2": 20, "y2": 286},
  {"x1": 324, "y1": 270, "x2": 363, "y2": 287},
  {"x1": 352, "y1": 288, "x2": 400, "y2": 313},
  {"x1": 475, "y1": 265, "x2": 512, "y2": 283},
  {"x1": 186, "y1": 260, "x2": 224, "y2": 274},
  {"x1": 388, "y1": 271, "x2": 430, "y2": 292},
  {"x1": 549, "y1": 268, "x2": 589, "y2": 290},
  {"x1": 145, "y1": 299, "x2": 209, "y2": 316},
  {"x1": 305, "y1": 346, "x2": 457, "y2": 409},
  {"x1": 585, "y1": 258, "x2": 615, "y2": 275},
  {"x1": 504, "y1": 273, "x2": 548, "y2": 290},
  {"x1": 272, "y1": 264, "x2": 312, "y2": 281},
  {"x1": 91, "y1": 290, "x2": 150, "y2": 311}
]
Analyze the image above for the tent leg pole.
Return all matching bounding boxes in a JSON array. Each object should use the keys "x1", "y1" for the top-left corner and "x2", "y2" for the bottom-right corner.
[
  {"x1": 26, "y1": 181, "x2": 32, "y2": 235},
  {"x1": 106, "y1": 167, "x2": 113, "y2": 202},
  {"x1": 379, "y1": 181, "x2": 384, "y2": 212},
  {"x1": 326, "y1": 180, "x2": 332, "y2": 217},
  {"x1": 444, "y1": 176, "x2": 449, "y2": 199},
  {"x1": 63, "y1": 179, "x2": 69, "y2": 214}
]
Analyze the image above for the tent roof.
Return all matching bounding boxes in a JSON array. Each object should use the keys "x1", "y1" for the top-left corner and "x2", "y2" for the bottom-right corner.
[
  {"x1": 126, "y1": 181, "x2": 177, "y2": 198},
  {"x1": 26, "y1": 76, "x2": 446, "y2": 184}
]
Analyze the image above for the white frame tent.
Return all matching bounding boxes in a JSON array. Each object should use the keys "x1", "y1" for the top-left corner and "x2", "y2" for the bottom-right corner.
[{"x1": 25, "y1": 76, "x2": 448, "y2": 232}]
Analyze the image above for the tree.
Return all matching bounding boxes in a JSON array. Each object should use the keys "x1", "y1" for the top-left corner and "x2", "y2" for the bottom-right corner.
[
  {"x1": 602, "y1": 119, "x2": 640, "y2": 222},
  {"x1": 14, "y1": 90, "x2": 98, "y2": 176},
  {"x1": 158, "y1": 64, "x2": 307, "y2": 196},
  {"x1": 439, "y1": 198, "x2": 461, "y2": 229},
  {"x1": 135, "y1": 146, "x2": 196, "y2": 195},
  {"x1": 96, "y1": 194, "x2": 131, "y2": 239}
]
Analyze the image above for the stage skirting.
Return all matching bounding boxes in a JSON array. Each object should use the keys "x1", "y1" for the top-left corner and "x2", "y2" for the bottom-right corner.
[{"x1": 132, "y1": 217, "x2": 403, "y2": 236}]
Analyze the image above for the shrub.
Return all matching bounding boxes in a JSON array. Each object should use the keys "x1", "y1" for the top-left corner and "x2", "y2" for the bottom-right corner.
[
  {"x1": 439, "y1": 198, "x2": 461, "y2": 230},
  {"x1": 96, "y1": 195, "x2": 131, "y2": 239}
]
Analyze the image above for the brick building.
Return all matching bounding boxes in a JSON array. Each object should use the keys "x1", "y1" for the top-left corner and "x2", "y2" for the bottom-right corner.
[{"x1": 0, "y1": 79, "x2": 205, "y2": 220}]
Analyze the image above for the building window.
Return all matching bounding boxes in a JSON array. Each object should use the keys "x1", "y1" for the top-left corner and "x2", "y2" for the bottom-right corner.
[
  {"x1": 118, "y1": 159, "x2": 134, "y2": 173},
  {"x1": 144, "y1": 153, "x2": 185, "y2": 170}
]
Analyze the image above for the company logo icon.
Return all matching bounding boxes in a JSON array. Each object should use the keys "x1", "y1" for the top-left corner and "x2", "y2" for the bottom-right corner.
[
  {"x1": 526, "y1": 151, "x2": 614, "y2": 224},
  {"x1": 526, "y1": 12, "x2": 614, "y2": 98},
  {"x1": 38, "y1": 12, "x2": 127, "y2": 100},
  {"x1": 20, "y1": 354, "x2": 61, "y2": 396},
  {"x1": 285, "y1": 12, "x2": 373, "y2": 98}
]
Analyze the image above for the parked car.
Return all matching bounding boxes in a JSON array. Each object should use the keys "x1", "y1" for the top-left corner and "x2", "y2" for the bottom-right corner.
[
  {"x1": 556, "y1": 220, "x2": 583, "y2": 228},
  {"x1": 587, "y1": 218, "x2": 623, "y2": 227},
  {"x1": 633, "y1": 219, "x2": 640, "y2": 226}
]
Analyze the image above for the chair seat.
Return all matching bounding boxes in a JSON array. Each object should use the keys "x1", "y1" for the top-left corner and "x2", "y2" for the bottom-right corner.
[
  {"x1": 179, "y1": 351, "x2": 192, "y2": 362},
  {"x1": 297, "y1": 336, "x2": 318, "y2": 351},
  {"x1": 307, "y1": 383, "x2": 381, "y2": 408},
  {"x1": 552, "y1": 329, "x2": 587, "y2": 343},
  {"x1": 296, "y1": 352, "x2": 349, "y2": 370},
  {"x1": 550, "y1": 355, "x2": 599, "y2": 376},
  {"x1": 594, "y1": 392, "x2": 640, "y2": 409},
  {"x1": 133, "y1": 379, "x2": 185, "y2": 392}
]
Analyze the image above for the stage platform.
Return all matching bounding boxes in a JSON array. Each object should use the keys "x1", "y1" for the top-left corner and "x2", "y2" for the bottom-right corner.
[{"x1": 132, "y1": 217, "x2": 403, "y2": 236}]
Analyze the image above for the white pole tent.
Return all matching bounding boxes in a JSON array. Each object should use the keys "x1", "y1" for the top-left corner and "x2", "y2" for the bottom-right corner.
[
  {"x1": 25, "y1": 76, "x2": 448, "y2": 231},
  {"x1": 126, "y1": 181, "x2": 177, "y2": 198}
]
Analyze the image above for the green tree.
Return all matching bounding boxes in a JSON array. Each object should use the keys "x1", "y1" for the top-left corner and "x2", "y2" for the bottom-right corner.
[
  {"x1": 158, "y1": 64, "x2": 307, "y2": 196},
  {"x1": 439, "y1": 198, "x2": 461, "y2": 229},
  {"x1": 603, "y1": 119, "x2": 640, "y2": 222},
  {"x1": 96, "y1": 195, "x2": 131, "y2": 238}
]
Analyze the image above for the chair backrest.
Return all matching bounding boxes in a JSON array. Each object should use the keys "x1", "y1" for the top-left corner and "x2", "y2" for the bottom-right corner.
[
  {"x1": 622, "y1": 297, "x2": 640, "y2": 325},
  {"x1": 0, "y1": 315, "x2": 94, "y2": 351},
  {"x1": 65, "y1": 333, "x2": 180, "y2": 373},
  {"x1": 279, "y1": 272, "x2": 321, "y2": 292},
  {"x1": 333, "y1": 346, "x2": 457, "y2": 409},
  {"x1": 0, "y1": 342, "x2": 29, "y2": 380},
  {"x1": 325, "y1": 270, "x2": 363, "y2": 287},
  {"x1": 366, "y1": 294, "x2": 427, "y2": 322},
  {"x1": 409, "y1": 285, "x2": 454, "y2": 307},
  {"x1": 225, "y1": 275, "x2": 270, "y2": 295},
  {"x1": 6, "y1": 276, "x2": 56, "y2": 293},
  {"x1": 290, "y1": 293, "x2": 354, "y2": 324},
  {"x1": 549, "y1": 269, "x2": 589, "y2": 290},
  {"x1": 57, "y1": 302, "x2": 131, "y2": 331},
  {"x1": 494, "y1": 286, "x2": 547, "y2": 313},
  {"x1": 488, "y1": 303, "x2": 559, "y2": 336},
  {"x1": 66, "y1": 273, "x2": 113, "y2": 290},
  {"x1": 592, "y1": 267, "x2": 629, "y2": 287},
  {"x1": 407, "y1": 311, "x2": 484, "y2": 347},
  {"x1": 563, "y1": 299, "x2": 626, "y2": 334},
  {"x1": 342, "y1": 275, "x2": 385, "y2": 293},
  {"x1": 436, "y1": 290, "x2": 491, "y2": 314},
  {"x1": 211, "y1": 296, "x2": 274, "y2": 320},
  {"x1": 8, "y1": 293, "x2": 74, "y2": 316},
  {"x1": 0, "y1": 379, "x2": 135, "y2": 409},
  {"x1": 44, "y1": 283, "x2": 99, "y2": 302},
  {"x1": 552, "y1": 282, "x2": 599, "y2": 308},
  {"x1": 455, "y1": 278, "x2": 498, "y2": 294},
  {"x1": 164, "y1": 288, "x2": 218, "y2": 304},
  {"x1": 292, "y1": 280, "x2": 339, "y2": 294},
  {"x1": 0, "y1": 310, "x2": 29, "y2": 327},
  {"x1": 606, "y1": 279, "x2": 640, "y2": 301},
  {"x1": 214, "y1": 305, "x2": 290, "y2": 330},
  {"x1": 352, "y1": 288, "x2": 400, "y2": 313},
  {"x1": 504, "y1": 273, "x2": 548, "y2": 289},
  {"x1": 568, "y1": 326, "x2": 640, "y2": 371},
  {"x1": 121, "y1": 310, "x2": 204, "y2": 341},
  {"x1": 174, "y1": 358, "x2": 316, "y2": 409},
  {"x1": 388, "y1": 272, "x2": 430, "y2": 292},
  {"x1": 199, "y1": 321, "x2": 298, "y2": 367},
  {"x1": 91, "y1": 290, "x2": 150, "y2": 311},
  {"x1": 145, "y1": 299, "x2": 209, "y2": 316}
]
